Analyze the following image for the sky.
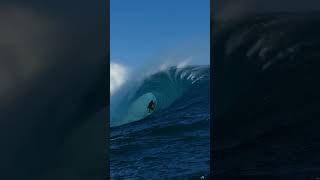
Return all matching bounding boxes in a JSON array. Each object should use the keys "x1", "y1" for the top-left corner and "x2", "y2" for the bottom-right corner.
[{"x1": 110, "y1": 0, "x2": 210, "y2": 94}]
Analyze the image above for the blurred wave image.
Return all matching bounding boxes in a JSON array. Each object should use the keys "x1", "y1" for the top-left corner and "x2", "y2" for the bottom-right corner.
[
  {"x1": 212, "y1": 1, "x2": 320, "y2": 178},
  {"x1": 0, "y1": 1, "x2": 106, "y2": 179}
]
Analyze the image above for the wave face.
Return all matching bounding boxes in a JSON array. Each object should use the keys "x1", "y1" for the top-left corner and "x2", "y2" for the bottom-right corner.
[
  {"x1": 111, "y1": 65, "x2": 210, "y2": 127},
  {"x1": 110, "y1": 65, "x2": 210, "y2": 179},
  {"x1": 212, "y1": 13, "x2": 320, "y2": 178}
]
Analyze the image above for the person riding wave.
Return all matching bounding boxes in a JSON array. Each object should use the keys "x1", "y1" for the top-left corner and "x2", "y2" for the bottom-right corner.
[{"x1": 147, "y1": 100, "x2": 156, "y2": 113}]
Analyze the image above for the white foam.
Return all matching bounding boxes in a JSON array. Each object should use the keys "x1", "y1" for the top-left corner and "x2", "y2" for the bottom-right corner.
[{"x1": 110, "y1": 62, "x2": 128, "y2": 95}]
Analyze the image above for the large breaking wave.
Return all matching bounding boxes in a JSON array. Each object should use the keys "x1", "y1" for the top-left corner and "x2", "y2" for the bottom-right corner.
[
  {"x1": 212, "y1": 13, "x2": 320, "y2": 178},
  {"x1": 110, "y1": 65, "x2": 209, "y2": 127}
]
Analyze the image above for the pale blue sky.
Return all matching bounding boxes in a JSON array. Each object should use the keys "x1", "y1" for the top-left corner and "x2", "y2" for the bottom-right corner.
[{"x1": 111, "y1": 0, "x2": 210, "y2": 69}]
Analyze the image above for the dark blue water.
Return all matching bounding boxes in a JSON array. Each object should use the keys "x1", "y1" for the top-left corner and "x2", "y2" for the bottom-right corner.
[
  {"x1": 110, "y1": 66, "x2": 210, "y2": 179},
  {"x1": 212, "y1": 13, "x2": 320, "y2": 179}
]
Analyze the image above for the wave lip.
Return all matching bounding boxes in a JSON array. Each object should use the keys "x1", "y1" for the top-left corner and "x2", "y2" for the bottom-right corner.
[{"x1": 111, "y1": 65, "x2": 210, "y2": 127}]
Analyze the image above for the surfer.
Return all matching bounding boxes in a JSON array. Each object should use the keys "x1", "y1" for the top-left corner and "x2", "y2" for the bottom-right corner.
[{"x1": 147, "y1": 100, "x2": 156, "y2": 113}]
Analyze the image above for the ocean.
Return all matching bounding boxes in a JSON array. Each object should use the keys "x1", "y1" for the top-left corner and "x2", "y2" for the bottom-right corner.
[
  {"x1": 212, "y1": 13, "x2": 320, "y2": 179},
  {"x1": 110, "y1": 66, "x2": 210, "y2": 179}
]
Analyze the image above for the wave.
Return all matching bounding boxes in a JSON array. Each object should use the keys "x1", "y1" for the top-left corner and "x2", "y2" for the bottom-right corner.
[
  {"x1": 110, "y1": 65, "x2": 210, "y2": 127},
  {"x1": 211, "y1": 13, "x2": 320, "y2": 177}
]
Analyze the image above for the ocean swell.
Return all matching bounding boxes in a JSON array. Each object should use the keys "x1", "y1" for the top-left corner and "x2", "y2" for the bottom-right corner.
[{"x1": 110, "y1": 65, "x2": 209, "y2": 127}]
